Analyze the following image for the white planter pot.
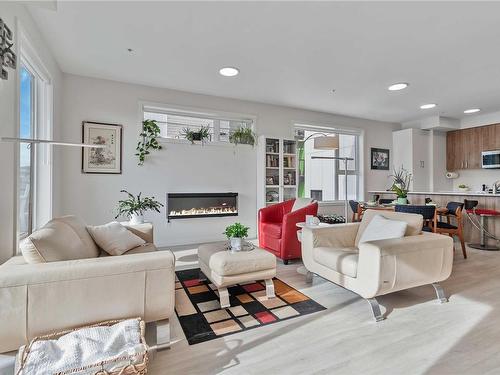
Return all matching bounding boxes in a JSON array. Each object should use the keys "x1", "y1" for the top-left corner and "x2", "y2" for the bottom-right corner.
[
  {"x1": 129, "y1": 213, "x2": 144, "y2": 225},
  {"x1": 230, "y1": 237, "x2": 243, "y2": 251}
]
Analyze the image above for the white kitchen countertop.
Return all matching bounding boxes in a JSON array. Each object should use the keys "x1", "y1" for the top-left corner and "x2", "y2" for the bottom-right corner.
[{"x1": 369, "y1": 190, "x2": 500, "y2": 197}]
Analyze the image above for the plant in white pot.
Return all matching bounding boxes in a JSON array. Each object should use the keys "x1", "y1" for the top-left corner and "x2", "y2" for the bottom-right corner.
[
  {"x1": 115, "y1": 190, "x2": 164, "y2": 224},
  {"x1": 390, "y1": 166, "x2": 412, "y2": 204},
  {"x1": 458, "y1": 184, "x2": 470, "y2": 192},
  {"x1": 224, "y1": 222, "x2": 250, "y2": 251}
]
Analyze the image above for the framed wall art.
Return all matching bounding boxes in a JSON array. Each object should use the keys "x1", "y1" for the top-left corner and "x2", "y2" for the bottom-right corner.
[
  {"x1": 82, "y1": 121, "x2": 122, "y2": 174},
  {"x1": 370, "y1": 147, "x2": 390, "y2": 170}
]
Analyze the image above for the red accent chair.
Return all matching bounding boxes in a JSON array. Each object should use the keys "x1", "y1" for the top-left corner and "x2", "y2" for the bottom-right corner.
[{"x1": 258, "y1": 199, "x2": 319, "y2": 264}]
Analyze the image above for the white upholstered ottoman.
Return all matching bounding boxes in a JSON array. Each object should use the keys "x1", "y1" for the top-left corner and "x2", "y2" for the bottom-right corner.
[{"x1": 198, "y1": 242, "x2": 277, "y2": 308}]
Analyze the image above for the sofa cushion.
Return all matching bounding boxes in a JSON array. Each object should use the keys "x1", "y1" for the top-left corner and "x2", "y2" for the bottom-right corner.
[
  {"x1": 292, "y1": 198, "x2": 314, "y2": 212},
  {"x1": 20, "y1": 216, "x2": 99, "y2": 264},
  {"x1": 358, "y1": 214, "x2": 408, "y2": 244},
  {"x1": 87, "y1": 222, "x2": 146, "y2": 256},
  {"x1": 99, "y1": 243, "x2": 157, "y2": 257},
  {"x1": 355, "y1": 209, "x2": 423, "y2": 246},
  {"x1": 261, "y1": 222, "x2": 282, "y2": 238},
  {"x1": 313, "y1": 246, "x2": 359, "y2": 278}
]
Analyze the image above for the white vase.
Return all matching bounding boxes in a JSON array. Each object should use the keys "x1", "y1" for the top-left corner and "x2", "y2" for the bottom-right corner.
[
  {"x1": 129, "y1": 213, "x2": 144, "y2": 225},
  {"x1": 230, "y1": 237, "x2": 243, "y2": 251}
]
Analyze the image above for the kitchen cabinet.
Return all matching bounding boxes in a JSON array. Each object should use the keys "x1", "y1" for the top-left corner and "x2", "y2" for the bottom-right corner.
[{"x1": 446, "y1": 123, "x2": 500, "y2": 170}]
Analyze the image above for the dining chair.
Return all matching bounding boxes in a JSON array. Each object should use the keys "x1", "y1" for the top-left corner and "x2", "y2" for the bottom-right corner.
[
  {"x1": 379, "y1": 198, "x2": 394, "y2": 204},
  {"x1": 394, "y1": 205, "x2": 437, "y2": 232},
  {"x1": 349, "y1": 200, "x2": 361, "y2": 222},
  {"x1": 436, "y1": 202, "x2": 466, "y2": 259}
]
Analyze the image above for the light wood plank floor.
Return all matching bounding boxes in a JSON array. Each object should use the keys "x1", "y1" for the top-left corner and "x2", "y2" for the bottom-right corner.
[{"x1": 150, "y1": 245, "x2": 500, "y2": 375}]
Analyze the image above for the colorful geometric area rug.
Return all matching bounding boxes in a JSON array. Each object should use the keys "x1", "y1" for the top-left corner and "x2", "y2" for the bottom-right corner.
[{"x1": 175, "y1": 268, "x2": 326, "y2": 345}]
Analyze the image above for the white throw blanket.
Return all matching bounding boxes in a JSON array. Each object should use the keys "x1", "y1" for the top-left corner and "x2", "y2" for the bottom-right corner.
[{"x1": 16, "y1": 319, "x2": 146, "y2": 375}]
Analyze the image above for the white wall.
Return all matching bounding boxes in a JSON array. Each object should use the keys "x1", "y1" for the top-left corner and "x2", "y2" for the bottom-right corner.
[
  {"x1": 460, "y1": 110, "x2": 500, "y2": 129},
  {"x1": 430, "y1": 130, "x2": 453, "y2": 192},
  {"x1": 58, "y1": 74, "x2": 399, "y2": 247},
  {"x1": 0, "y1": 2, "x2": 62, "y2": 263}
]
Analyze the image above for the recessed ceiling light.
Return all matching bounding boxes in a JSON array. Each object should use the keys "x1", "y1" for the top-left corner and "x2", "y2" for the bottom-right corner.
[
  {"x1": 330, "y1": 89, "x2": 336, "y2": 94},
  {"x1": 464, "y1": 108, "x2": 480, "y2": 114},
  {"x1": 420, "y1": 103, "x2": 437, "y2": 109},
  {"x1": 219, "y1": 67, "x2": 239, "y2": 77},
  {"x1": 388, "y1": 82, "x2": 409, "y2": 91}
]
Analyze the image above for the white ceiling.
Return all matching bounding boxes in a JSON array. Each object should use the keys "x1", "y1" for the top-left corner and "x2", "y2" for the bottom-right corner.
[{"x1": 27, "y1": 1, "x2": 500, "y2": 123}]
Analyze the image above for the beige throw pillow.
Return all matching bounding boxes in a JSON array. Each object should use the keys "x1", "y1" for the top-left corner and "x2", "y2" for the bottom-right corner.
[
  {"x1": 86, "y1": 222, "x2": 146, "y2": 256},
  {"x1": 20, "y1": 216, "x2": 100, "y2": 264}
]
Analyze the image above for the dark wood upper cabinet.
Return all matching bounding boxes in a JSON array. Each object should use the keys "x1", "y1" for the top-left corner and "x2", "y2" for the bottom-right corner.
[
  {"x1": 446, "y1": 130, "x2": 460, "y2": 170},
  {"x1": 446, "y1": 123, "x2": 500, "y2": 170}
]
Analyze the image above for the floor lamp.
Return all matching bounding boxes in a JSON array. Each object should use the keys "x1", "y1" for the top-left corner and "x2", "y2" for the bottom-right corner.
[{"x1": 302, "y1": 133, "x2": 353, "y2": 222}]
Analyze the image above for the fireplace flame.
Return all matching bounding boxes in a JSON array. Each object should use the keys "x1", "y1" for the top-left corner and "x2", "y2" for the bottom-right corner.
[{"x1": 169, "y1": 206, "x2": 237, "y2": 217}]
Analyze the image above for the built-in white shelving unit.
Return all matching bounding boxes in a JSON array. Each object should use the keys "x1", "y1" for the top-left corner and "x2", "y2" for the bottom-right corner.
[{"x1": 257, "y1": 136, "x2": 298, "y2": 207}]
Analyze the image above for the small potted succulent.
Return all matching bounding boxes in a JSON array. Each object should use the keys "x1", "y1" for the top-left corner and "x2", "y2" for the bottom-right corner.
[
  {"x1": 458, "y1": 184, "x2": 470, "y2": 192},
  {"x1": 182, "y1": 126, "x2": 211, "y2": 144},
  {"x1": 115, "y1": 190, "x2": 164, "y2": 224},
  {"x1": 224, "y1": 222, "x2": 250, "y2": 251},
  {"x1": 390, "y1": 166, "x2": 412, "y2": 204}
]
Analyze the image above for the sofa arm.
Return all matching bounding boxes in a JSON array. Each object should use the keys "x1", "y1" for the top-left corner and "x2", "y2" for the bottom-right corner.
[
  {"x1": 122, "y1": 222, "x2": 153, "y2": 243},
  {"x1": 356, "y1": 233, "x2": 454, "y2": 298},
  {"x1": 302, "y1": 223, "x2": 360, "y2": 250},
  {"x1": 0, "y1": 250, "x2": 174, "y2": 288}
]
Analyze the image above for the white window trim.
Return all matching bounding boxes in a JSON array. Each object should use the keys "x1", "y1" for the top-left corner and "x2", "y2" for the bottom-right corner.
[
  {"x1": 138, "y1": 100, "x2": 258, "y2": 147},
  {"x1": 15, "y1": 22, "x2": 54, "y2": 249},
  {"x1": 294, "y1": 122, "x2": 364, "y2": 204}
]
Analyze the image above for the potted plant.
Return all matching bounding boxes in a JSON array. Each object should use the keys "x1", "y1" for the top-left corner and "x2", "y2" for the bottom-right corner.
[
  {"x1": 136, "y1": 119, "x2": 163, "y2": 166},
  {"x1": 229, "y1": 126, "x2": 256, "y2": 146},
  {"x1": 224, "y1": 222, "x2": 250, "y2": 251},
  {"x1": 390, "y1": 166, "x2": 412, "y2": 204},
  {"x1": 182, "y1": 126, "x2": 211, "y2": 144},
  {"x1": 458, "y1": 184, "x2": 469, "y2": 192},
  {"x1": 115, "y1": 190, "x2": 164, "y2": 224}
]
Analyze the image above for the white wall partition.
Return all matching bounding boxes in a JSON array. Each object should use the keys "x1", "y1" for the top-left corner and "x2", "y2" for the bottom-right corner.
[{"x1": 57, "y1": 74, "x2": 399, "y2": 247}]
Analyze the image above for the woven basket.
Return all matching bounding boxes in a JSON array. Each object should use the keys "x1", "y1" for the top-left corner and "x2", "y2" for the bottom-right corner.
[{"x1": 16, "y1": 318, "x2": 149, "y2": 375}]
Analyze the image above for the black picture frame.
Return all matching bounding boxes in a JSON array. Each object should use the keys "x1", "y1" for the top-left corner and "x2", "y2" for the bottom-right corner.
[{"x1": 371, "y1": 148, "x2": 390, "y2": 170}]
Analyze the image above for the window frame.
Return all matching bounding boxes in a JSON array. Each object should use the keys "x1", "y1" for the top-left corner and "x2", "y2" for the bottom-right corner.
[
  {"x1": 294, "y1": 123, "x2": 362, "y2": 204},
  {"x1": 139, "y1": 101, "x2": 257, "y2": 147},
  {"x1": 16, "y1": 24, "x2": 54, "y2": 245}
]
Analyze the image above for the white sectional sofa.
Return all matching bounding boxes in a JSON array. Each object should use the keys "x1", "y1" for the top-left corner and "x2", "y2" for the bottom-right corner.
[{"x1": 0, "y1": 216, "x2": 175, "y2": 353}]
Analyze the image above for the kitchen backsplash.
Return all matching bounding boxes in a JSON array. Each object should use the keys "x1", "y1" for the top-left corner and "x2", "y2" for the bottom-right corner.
[{"x1": 452, "y1": 169, "x2": 500, "y2": 192}]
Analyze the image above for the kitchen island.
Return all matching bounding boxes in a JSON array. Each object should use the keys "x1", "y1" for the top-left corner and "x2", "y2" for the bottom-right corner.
[{"x1": 369, "y1": 191, "x2": 500, "y2": 245}]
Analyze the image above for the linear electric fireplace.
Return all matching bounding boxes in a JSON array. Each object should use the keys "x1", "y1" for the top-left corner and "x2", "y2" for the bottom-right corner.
[{"x1": 167, "y1": 192, "x2": 238, "y2": 221}]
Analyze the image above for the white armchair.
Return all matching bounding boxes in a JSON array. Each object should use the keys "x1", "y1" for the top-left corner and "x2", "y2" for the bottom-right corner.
[{"x1": 301, "y1": 210, "x2": 454, "y2": 321}]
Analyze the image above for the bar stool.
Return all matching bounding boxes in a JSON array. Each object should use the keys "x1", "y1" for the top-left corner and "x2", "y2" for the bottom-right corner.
[{"x1": 464, "y1": 200, "x2": 500, "y2": 251}]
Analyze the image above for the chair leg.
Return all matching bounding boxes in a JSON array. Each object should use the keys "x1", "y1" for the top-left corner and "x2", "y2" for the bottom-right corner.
[
  {"x1": 146, "y1": 319, "x2": 171, "y2": 351},
  {"x1": 219, "y1": 287, "x2": 230, "y2": 309},
  {"x1": 460, "y1": 235, "x2": 467, "y2": 259},
  {"x1": 305, "y1": 271, "x2": 314, "y2": 284},
  {"x1": 366, "y1": 298, "x2": 385, "y2": 322},
  {"x1": 265, "y1": 279, "x2": 275, "y2": 299},
  {"x1": 283, "y1": 259, "x2": 289, "y2": 265},
  {"x1": 432, "y1": 283, "x2": 448, "y2": 303}
]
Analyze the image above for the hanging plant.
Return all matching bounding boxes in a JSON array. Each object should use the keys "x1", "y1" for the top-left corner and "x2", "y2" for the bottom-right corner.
[
  {"x1": 136, "y1": 119, "x2": 162, "y2": 165},
  {"x1": 181, "y1": 125, "x2": 211, "y2": 144},
  {"x1": 229, "y1": 126, "x2": 256, "y2": 146}
]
